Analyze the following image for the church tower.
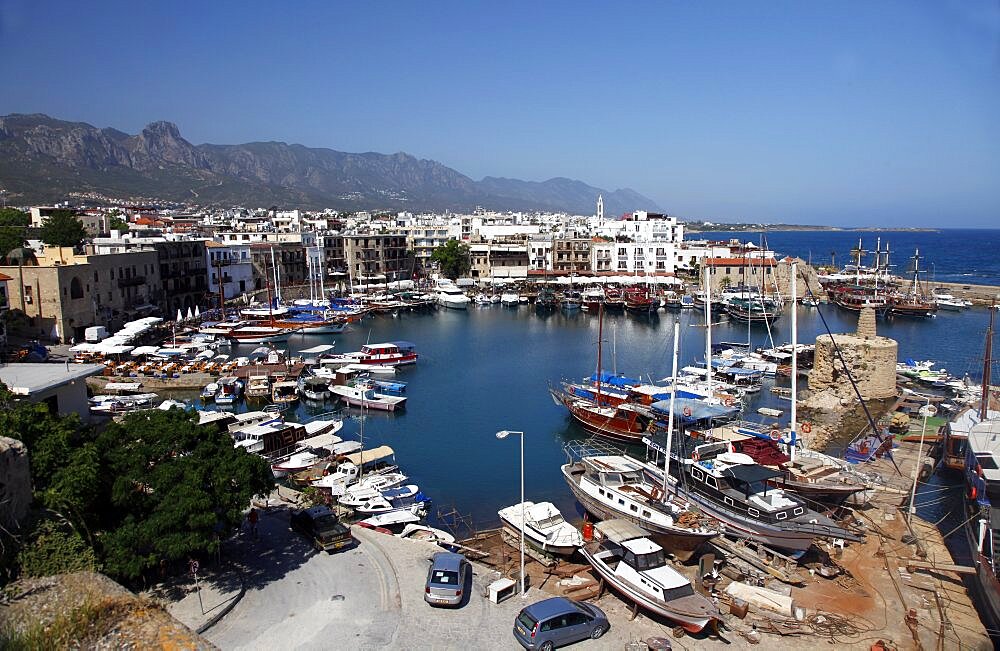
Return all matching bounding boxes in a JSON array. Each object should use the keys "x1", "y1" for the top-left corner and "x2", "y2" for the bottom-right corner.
[{"x1": 597, "y1": 194, "x2": 604, "y2": 220}]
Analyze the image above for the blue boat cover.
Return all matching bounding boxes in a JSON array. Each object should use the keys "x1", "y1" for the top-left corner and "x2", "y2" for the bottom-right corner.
[
  {"x1": 650, "y1": 397, "x2": 740, "y2": 420},
  {"x1": 589, "y1": 372, "x2": 640, "y2": 387}
]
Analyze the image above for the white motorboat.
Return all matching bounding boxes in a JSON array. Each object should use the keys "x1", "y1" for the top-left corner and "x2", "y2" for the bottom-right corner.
[
  {"x1": 330, "y1": 381, "x2": 407, "y2": 411},
  {"x1": 500, "y1": 292, "x2": 520, "y2": 306},
  {"x1": 352, "y1": 485, "x2": 424, "y2": 515},
  {"x1": 200, "y1": 382, "x2": 219, "y2": 401},
  {"x1": 302, "y1": 416, "x2": 344, "y2": 437},
  {"x1": 397, "y1": 523, "x2": 456, "y2": 545},
  {"x1": 337, "y1": 473, "x2": 410, "y2": 507},
  {"x1": 270, "y1": 448, "x2": 326, "y2": 479},
  {"x1": 581, "y1": 519, "x2": 720, "y2": 634},
  {"x1": 338, "y1": 363, "x2": 397, "y2": 375},
  {"x1": 358, "y1": 503, "x2": 427, "y2": 529},
  {"x1": 933, "y1": 288, "x2": 966, "y2": 311},
  {"x1": 497, "y1": 501, "x2": 583, "y2": 557},
  {"x1": 298, "y1": 376, "x2": 330, "y2": 401},
  {"x1": 310, "y1": 446, "x2": 397, "y2": 495},
  {"x1": 435, "y1": 282, "x2": 471, "y2": 310},
  {"x1": 215, "y1": 377, "x2": 243, "y2": 405}
]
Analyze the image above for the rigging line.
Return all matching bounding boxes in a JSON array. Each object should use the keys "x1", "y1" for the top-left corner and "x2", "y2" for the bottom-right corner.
[
  {"x1": 939, "y1": 508, "x2": 984, "y2": 541},
  {"x1": 798, "y1": 266, "x2": 902, "y2": 476}
]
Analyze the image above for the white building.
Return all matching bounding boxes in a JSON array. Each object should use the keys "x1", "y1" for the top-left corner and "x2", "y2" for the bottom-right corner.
[{"x1": 205, "y1": 241, "x2": 254, "y2": 301}]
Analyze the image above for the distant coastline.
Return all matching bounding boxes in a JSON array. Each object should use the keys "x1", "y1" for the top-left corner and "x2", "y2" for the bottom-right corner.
[{"x1": 684, "y1": 224, "x2": 940, "y2": 234}]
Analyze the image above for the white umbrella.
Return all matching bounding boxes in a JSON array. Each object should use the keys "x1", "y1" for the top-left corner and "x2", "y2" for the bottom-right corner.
[
  {"x1": 186, "y1": 307, "x2": 194, "y2": 320},
  {"x1": 195, "y1": 305, "x2": 201, "y2": 318},
  {"x1": 176, "y1": 309, "x2": 183, "y2": 322}
]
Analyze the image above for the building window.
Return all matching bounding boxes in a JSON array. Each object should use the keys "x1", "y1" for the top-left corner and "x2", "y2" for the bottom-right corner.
[{"x1": 70, "y1": 277, "x2": 84, "y2": 299}]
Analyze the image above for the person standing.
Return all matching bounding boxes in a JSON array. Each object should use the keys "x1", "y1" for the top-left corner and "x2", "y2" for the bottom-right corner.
[{"x1": 247, "y1": 507, "x2": 259, "y2": 537}]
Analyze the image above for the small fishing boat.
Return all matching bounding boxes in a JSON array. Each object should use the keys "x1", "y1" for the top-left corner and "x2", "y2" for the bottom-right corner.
[
  {"x1": 298, "y1": 376, "x2": 330, "y2": 401},
  {"x1": 581, "y1": 519, "x2": 720, "y2": 634},
  {"x1": 372, "y1": 379, "x2": 406, "y2": 394},
  {"x1": 397, "y1": 523, "x2": 456, "y2": 546},
  {"x1": 337, "y1": 473, "x2": 411, "y2": 507},
  {"x1": 200, "y1": 381, "x2": 219, "y2": 401},
  {"x1": 215, "y1": 376, "x2": 244, "y2": 405},
  {"x1": 245, "y1": 374, "x2": 271, "y2": 400},
  {"x1": 353, "y1": 485, "x2": 427, "y2": 515},
  {"x1": 500, "y1": 292, "x2": 520, "y2": 306},
  {"x1": 338, "y1": 363, "x2": 397, "y2": 375},
  {"x1": 271, "y1": 379, "x2": 299, "y2": 405},
  {"x1": 271, "y1": 447, "x2": 327, "y2": 479},
  {"x1": 358, "y1": 503, "x2": 427, "y2": 529},
  {"x1": 497, "y1": 501, "x2": 583, "y2": 557},
  {"x1": 330, "y1": 380, "x2": 407, "y2": 411}
]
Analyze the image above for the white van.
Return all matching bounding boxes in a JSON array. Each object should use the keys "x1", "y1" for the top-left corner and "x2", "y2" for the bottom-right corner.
[{"x1": 84, "y1": 326, "x2": 109, "y2": 342}]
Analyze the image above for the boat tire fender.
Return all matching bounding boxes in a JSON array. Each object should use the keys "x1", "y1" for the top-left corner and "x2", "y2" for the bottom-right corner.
[
  {"x1": 683, "y1": 406, "x2": 693, "y2": 417},
  {"x1": 801, "y1": 422, "x2": 812, "y2": 434}
]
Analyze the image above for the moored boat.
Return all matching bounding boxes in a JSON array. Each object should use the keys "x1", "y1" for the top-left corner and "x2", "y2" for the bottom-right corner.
[{"x1": 330, "y1": 380, "x2": 407, "y2": 411}]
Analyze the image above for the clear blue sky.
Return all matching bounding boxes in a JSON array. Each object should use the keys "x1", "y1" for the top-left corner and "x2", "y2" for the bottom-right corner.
[{"x1": 1, "y1": 1, "x2": 998, "y2": 226}]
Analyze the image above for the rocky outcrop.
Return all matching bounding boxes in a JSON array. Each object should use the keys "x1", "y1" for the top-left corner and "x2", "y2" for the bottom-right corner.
[
  {"x1": 0, "y1": 436, "x2": 31, "y2": 530},
  {"x1": 0, "y1": 572, "x2": 215, "y2": 649}
]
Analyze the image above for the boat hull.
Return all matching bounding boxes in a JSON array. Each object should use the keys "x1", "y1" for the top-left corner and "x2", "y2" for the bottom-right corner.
[
  {"x1": 580, "y1": 545, "x2": 716, "y2": 633},
  {"x1": 561, "y1": 464, "x2": 714, "y2": 561},
  {"x1": 498, "y1": 520, "x2": 578, "y2": 557}
]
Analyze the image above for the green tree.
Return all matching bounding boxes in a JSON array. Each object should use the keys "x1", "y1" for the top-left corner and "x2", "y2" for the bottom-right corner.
[
  {"x1": 109, "y1": 216, "x2": 129, "y2": 232},
  {"x1": 96, "y1": 408, "x2": 275, "y2": 579},
  {"x1": 0, "y1": 226, "x2": 25, "y2": 260},
  {"x1": 0, "y1": 208, "x2": 30, "y2": 227},
  {"x1": 40, "y1": 210, "x2": 88, "y2": 248},
  {"x1": 430, "y1": 239, "x2": 471, "y2": 281}
]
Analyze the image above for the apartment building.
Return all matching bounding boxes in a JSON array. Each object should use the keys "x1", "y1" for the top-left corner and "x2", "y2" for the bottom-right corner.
[
  {"x1": 250, "y1": 243, "x2": 308, "y2": 292},
  {"x1": 343, "y1": 234, "x2": 408, "y2": 283},
  {"x1": 552, "y1": 237, "x2": 592, "y2": 274},
  {"x1": 205, "y1": 241, "x2": 254, "y2": 301}
]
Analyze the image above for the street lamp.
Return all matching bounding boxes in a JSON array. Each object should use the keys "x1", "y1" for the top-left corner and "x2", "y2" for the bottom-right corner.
[{"x1": 496, "y1": 429, "x2": 526, "y2": 597}]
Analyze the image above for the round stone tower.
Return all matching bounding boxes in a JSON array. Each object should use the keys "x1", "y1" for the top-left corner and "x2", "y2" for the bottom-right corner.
[{"x1": 808, "y1": 307, "x2": 897, "y2": 401}]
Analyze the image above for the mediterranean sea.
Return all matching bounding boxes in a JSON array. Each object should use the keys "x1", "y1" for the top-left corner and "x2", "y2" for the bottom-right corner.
[
  {"x1": 220, "y1": 301, "x2": 999, "y2": 533},
  {"x1": 691, "y1": 228, "x2": 1000, "y2": 286}
]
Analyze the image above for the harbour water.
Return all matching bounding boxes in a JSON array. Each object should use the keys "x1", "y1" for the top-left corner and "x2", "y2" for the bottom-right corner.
[
  {"x1": 693, "y1": 228, "x2": 1000, "y2": 286},
  {"x1": 215, "y1": 301, "x2": 997, "y2": 530}
]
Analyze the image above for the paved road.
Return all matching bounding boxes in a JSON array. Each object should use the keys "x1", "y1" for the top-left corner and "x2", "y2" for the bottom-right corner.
[{"x1": 204, "y1": 507, "x2": 686, "y2": 650}]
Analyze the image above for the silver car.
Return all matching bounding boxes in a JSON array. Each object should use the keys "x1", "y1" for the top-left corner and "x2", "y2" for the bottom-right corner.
[
  {"x1": 513, "y1": 597, "x2": 609, "y2": 650},
  {"x1": 423, "y1": 551, "x2": 469, "y2": 607}
]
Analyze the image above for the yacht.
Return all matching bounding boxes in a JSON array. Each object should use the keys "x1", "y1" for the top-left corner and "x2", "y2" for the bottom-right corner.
[
  {"x1": 330, "y1": 380, "x2": 408, "y2": 411},
  {"x1": 497, "y1": 501, "x2": 583, "y2": 557},
  {"x1": 435, "y1": 281, "x2": 471, "y2": 309}
]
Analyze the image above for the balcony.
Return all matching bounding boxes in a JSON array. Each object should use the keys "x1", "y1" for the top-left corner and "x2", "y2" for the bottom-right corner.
[{"x1": 118, "y1": 275, "x2": 146, "y2": 288}]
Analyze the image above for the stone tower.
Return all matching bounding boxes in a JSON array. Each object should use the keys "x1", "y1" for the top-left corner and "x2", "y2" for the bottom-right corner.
[
  {"x1": 809, "y1": 308, "x2": 897, "y2": 400},
  {"x1": 597, "y1": 194, "x2": 604, "y2": 220}
]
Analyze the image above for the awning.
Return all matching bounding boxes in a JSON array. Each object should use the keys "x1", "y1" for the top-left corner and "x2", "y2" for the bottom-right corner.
[
  {"x1": 130, "y1": 345, "x2": 160, "y2": 356},
  {"x1": 343, "y1": 445, "x2": 394, "y2": 465},
  {"x1": 95, "y1": 345, "x2": 134, "y2": 355},
  {"x1": 299, "y1": 344, "x2": 336, "y2": 354},
  {"x1": 722, "y1": 463, "x2": 783, "y2": 484},
  {"x1": 593, "y1": 518, "x2": 650, "y2": 543},
  {"x1": 70, "y1": 343, "x2": 99, "y2": 353},
  {"x1": 299, "y1": 432, "x2": 343, "y2": 449},
  {"x1": 103, "y1": 382, "x2": 142, "y2": 392},
  {"x1": 650, "y1": 397, "x2": 739, "y2": 420}
]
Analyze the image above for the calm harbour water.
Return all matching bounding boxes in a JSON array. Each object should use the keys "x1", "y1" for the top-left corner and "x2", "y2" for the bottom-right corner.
[
  {"x1": 693, "y1": 228, "x2": 1000, "y2": 286},
  {"x1": 217, "y1": 301, "x2": 997, "y2": 531}
]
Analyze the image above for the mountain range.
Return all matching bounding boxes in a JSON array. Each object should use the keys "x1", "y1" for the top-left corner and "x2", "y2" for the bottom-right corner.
[{"x1": 0, "y1": 113, "x2": 659, "y2": 215}]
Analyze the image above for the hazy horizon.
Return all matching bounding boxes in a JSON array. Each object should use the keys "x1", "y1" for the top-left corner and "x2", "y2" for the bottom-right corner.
[{"x1": 1, "y1": 1, "x2": 997, "y2": 227}]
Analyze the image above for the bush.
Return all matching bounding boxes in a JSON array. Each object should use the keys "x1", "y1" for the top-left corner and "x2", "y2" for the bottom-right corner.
[{"x1": 16, "y1": 518, "x2": 98, "y2": 578}]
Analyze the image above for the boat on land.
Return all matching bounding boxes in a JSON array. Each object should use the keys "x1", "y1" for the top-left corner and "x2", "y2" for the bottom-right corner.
[
  {"x1": 330, "y1": 380, "x2": 407, "y2": 411},
  {"x1": 581, "y1": 518, "x2": 721, "y2": 634},
  {"x1": 497, "y1": 501, "x2": 583, "y2": 557},
  {"x1": 398, "y1": 523, "x2": 456, "y2": 546},
  {"x1": 561, "y1": 440, "x2": 717, "y2": 561},
  {"x1": 337, "y1": 473, "x2": 411, "y2": 507},
  {"x1": 644, "y1": 437, "x2": 863, "y2": 553},
  {"x1": 358, "y1": 503, "x2": 427, "y2": 530}
]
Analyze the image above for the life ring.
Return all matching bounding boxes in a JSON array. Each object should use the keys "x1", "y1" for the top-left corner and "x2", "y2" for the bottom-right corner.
[
  {"x1": 724, "y1": 396, "x2": 734, "y2": 407},
  {"x1": 651, "y1": 487, "x2": 663, "y2": 501},
  {"x1": 801, "y1": 422, "x2": 812, "y2": 434},
  {"x1": 769, "y1": 429, "x2": 781, "y2": 441},
  {"x1": 969, "y1": 485, "x2": 978, "y2": 500},
  {"x1": 692, "y1": 451, "x2": 700, "y2": 462},
  {"x1": 682, "y1": 406, "x2": 693, "y2": 417}
]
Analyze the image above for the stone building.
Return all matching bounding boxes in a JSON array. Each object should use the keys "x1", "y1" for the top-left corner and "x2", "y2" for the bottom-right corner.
[
  {"x1": 1, "y1": 247, "x2": 161, "y2": 342},
  {"x1": 250, "y1": 242, "x2": 308, "y2": 292},
  {"x1": 809, "y1": 307, "x2": 897, "y2": 401},
  {"x1": 343, "y1": 234, "x2": 408, "y2": 284},
  {"x1": 152, "y1": 240, "x2": 209, "y2": 316},
  {"x1": 552, "y1": 237, "x2": 592, "y2": 274},
  {"x1": 703, "y1": 256, "x2": 778, "y2": 294}
]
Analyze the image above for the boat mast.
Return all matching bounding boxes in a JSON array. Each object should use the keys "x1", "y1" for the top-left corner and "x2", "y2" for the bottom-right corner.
[
  {"x1": 318, "y1": 245, "x2": 327, "y2": 305},
  {"x1": 790, "y1": 262, "x2": 798, "y2": 462},
  {"x1": 983, "y1": 305, "x2": 995, "y2": 421},
  {"x1": 596, "y1": 303, "x2": 604, "y2": 406},
  {"x1": 663, "y1": 319, "x2": 681, "y2": 495},
  {"x1": 270, "y1": 246, "x2": 280, "y2": 306},
  {"x1": 704, "y1": 264, "x2": 713, "y2": 401}
]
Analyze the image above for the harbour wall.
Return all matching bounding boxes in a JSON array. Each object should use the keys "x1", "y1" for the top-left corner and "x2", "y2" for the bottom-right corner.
[{"x1": 923, "y1": 280, "x2": 1000, "y2": 306}]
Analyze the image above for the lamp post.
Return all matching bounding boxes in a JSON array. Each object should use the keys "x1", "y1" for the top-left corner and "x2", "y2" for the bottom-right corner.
[{"x1": 496, "y1": 429, "x2": 526, "y2": 597}]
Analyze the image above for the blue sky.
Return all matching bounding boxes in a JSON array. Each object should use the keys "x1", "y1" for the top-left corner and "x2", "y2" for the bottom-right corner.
[{"x1": 1, "y1": 1, "x2": 998, "y2": 226}]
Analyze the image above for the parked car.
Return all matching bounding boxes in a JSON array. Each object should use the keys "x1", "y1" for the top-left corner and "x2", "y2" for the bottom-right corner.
[
  {"x1": 289, "y1": 505, "x2": 353, "y2": 553},
  {"x1": 423, "y1": 551, "x2": 469, "y2": 607},
  {"x1": 513, "y1": 597, "x2": 609, "y2": 650}
]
